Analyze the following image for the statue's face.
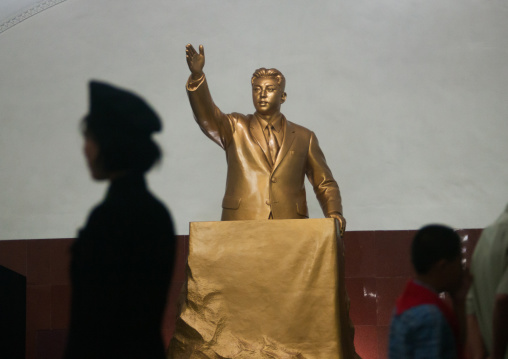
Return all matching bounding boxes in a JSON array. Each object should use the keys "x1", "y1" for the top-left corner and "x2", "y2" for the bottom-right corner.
[{"x1": 252, "y1": 77, "x2": 286, "y2": 116}]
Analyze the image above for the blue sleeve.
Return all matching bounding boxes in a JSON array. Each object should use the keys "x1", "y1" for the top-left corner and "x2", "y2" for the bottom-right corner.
[{"x1": 389, "y1": 305, "x2": 457, "y2": 359}]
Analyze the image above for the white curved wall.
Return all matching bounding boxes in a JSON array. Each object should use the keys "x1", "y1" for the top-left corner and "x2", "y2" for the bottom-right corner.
[{"x1": 1, "y1": 0, "x2": 507, "y2": 238}]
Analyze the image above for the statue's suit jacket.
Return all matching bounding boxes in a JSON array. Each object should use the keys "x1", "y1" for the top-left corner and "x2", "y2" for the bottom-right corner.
[{"x1": 187, "y1": 75, "x2": 343, "y2": 221}]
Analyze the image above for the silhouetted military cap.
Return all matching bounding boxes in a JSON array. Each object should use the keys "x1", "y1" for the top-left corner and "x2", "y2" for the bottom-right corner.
[{"x1": 86, "y1": 80, "x2": 161, "y2": 135}]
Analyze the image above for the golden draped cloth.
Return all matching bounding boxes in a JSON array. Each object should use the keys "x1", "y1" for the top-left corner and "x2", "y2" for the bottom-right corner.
[{"x1": 167, "y1": 219, "x2": 359, "y2": 358}]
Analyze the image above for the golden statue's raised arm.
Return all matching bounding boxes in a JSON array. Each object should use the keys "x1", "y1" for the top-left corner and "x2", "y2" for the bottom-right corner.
[{"x1": 185, "y1": 44, "x2": 233, "y2": 149}]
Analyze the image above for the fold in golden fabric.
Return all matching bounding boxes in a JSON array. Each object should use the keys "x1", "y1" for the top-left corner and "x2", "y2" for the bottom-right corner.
[{"x1": 168, "y1": 219, "x2": 359, "y2": 358}]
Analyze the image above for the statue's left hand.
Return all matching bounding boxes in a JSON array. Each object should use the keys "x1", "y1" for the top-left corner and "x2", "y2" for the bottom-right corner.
[{"x1": 329, "y1": 213, "x2": 346, "y2": 237}]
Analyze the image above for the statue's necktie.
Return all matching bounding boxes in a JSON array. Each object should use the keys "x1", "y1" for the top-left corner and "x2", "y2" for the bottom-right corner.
[{"x1": 267, "y1": 125, "x2": 279, "y2": 165}]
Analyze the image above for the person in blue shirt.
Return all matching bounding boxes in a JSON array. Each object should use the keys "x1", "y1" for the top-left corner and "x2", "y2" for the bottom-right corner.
[{"x1": 389, "y1": 224, "x2": 470, "y2": 359}]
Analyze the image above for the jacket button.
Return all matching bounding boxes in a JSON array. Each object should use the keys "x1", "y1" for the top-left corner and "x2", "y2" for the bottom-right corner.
[
  {"x1": 266, "y1": 200, "x2": 271, "y2": 205},
  {"x1": 271, "y1": 177, "x2": 277, "y2": 183}
]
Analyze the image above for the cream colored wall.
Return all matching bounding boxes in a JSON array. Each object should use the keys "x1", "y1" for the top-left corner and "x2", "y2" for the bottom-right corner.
[{"x1": 1, "y1": 0, "x2": 508, "y2": 238}]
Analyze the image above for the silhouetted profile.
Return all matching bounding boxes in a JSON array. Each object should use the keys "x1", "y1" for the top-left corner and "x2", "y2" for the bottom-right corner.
[{"x1": 64, "y1": 81, "x2": 175, "y2": 359}]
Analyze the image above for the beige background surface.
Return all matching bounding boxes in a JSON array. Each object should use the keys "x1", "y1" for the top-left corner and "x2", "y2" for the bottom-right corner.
[{"x1": 1, "y1": 0, "x2": 508, "y2": 238}]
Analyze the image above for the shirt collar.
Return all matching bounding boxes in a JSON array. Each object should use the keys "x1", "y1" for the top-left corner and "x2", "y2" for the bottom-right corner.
[
  {"x1": 412, "y1": 279, "x2": 439, "y2": 294},
  {"x1": 255, "y1": 113, "x2": 284, "y2": 133}
]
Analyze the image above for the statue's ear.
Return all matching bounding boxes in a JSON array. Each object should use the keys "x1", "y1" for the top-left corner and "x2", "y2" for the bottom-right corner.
[{"x1": 281, "y1": 92, "x2": 287, "y2": 104}]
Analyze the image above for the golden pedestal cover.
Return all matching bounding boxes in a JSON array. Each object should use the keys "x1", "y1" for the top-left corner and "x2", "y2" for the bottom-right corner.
[{"x1": 168, "y1": 219, "x2": 358, "y2": 359}]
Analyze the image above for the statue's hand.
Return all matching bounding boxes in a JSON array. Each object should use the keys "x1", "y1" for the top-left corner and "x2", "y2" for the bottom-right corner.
[
  {"x1": 329, "y1": 213, "x2": 346, "y2": 238},
  {"x1": 186, "y1": 44, "x2": 205, "y2": 79}
]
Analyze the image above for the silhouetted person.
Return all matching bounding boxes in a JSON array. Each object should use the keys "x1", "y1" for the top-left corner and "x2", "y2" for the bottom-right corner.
[
  {"x1": 389, "y1": 225, "x2": 470, "y2": 359},
  {"x1": 64, "y1": 81, "x2": 175, "y2": 359}
]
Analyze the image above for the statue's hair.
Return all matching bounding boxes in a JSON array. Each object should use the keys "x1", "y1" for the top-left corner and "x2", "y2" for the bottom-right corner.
[{"x1": 251, "y1": 68, "x2": 286, "y2": 90}]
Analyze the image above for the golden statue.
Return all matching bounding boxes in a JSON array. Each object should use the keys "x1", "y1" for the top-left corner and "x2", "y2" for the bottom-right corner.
[
  {"x1": 185, "y1": 44, "x2": 345, "y2": 235},
  {"x1": 168, "y1": 45, "x2": 359, "y2": 359}
]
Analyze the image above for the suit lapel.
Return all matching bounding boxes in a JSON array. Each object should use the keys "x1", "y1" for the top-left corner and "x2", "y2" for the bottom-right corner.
[
  {"x1": 273, "y1": 116, "x2": 295, "y2": 170},
  {"x1": 249, "y1": 115, "x2": 272, "y2": 165}
]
